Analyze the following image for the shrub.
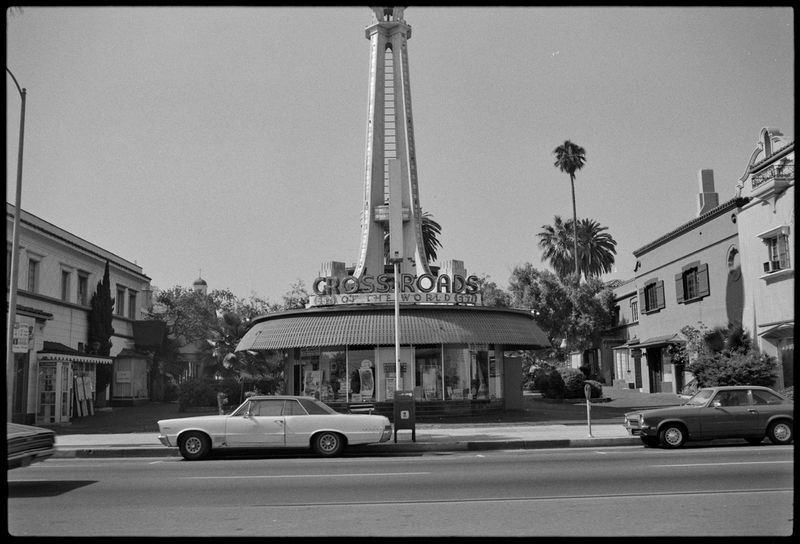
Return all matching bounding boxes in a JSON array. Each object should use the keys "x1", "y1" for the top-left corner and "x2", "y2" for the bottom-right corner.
[
  {"x1": 177, "y1": 378, "x2": 219, "y2": 412},
  {"x1": 533, "y1": 368, "x2": 565, "y2": 399},
  {"x1": 578, "y1": 365, "x2": 591, "y2": 379},
  {"x1": 559, "y1": 367, "x2": 585, "y2": 398},
  {"x1": 687, "y1": 351, "x2": 778, "y2": 388}
]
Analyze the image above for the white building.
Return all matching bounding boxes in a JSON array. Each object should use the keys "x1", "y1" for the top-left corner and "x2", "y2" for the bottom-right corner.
[
  {"x1": 735, "y1": 128, "x2": 794, "y2": 388},
  {"x1": 6, "y1": 204, "x2": 152, "y2": 424}
]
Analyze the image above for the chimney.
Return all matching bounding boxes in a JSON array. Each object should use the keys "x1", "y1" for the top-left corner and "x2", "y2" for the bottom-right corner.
[{"x1": 697, "y1": 169, "x2": 719, "y2": 216}]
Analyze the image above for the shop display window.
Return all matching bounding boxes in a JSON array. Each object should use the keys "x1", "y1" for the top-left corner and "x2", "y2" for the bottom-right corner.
[
  {"x1": 443, "y1": 346, "x2": 470, "y2": 400},
  {"x1": 348, "y1": 348, "x2": 376, "y2": 402}
]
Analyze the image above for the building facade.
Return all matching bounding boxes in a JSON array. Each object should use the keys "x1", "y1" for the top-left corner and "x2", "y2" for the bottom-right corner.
[
  {"x1": 604, "y1": 171, "x2": 747, "y2": 394},
  {"x1": 735, "y1": 128, "x2": 794, "y2": 388},
  {"x1": 6, "y1": 204, "x2": 152, "y2": 423},
  {"x1": 604, "y1": 127, "x2": 794, "y2": 394},
  {"x1": 235, "y1": 8, "x2": 550, "y2": 415}
]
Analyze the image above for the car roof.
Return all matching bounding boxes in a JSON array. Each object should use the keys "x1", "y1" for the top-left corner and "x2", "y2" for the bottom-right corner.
[
  {"x1": 243, "y1": 395, "x2": 311, "y2": 401},
  {"x1": 701, "y1": 385, "x2": 773, "y2": 390}
]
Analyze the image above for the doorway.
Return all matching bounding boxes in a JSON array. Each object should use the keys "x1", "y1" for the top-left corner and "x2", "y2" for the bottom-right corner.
[{"x1": 646, "y1": 348, "x2": 663, "y2": 393}]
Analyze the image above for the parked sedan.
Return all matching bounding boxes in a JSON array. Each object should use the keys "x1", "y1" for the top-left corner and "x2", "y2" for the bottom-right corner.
[
  {"x1": 624, "y1": 385, "x2": 793, "y2": 448},
  {"x1": 158, "y1": 395, "x2": 393, "y2": 460},
  {"x1": 7, "y1": 422, "x2": 56, "y2": 469}
]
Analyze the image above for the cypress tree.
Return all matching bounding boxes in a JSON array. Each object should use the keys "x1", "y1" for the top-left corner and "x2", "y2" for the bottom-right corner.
[{"x1": 88, "y1": 261, "x2": 115, "y2": 402}]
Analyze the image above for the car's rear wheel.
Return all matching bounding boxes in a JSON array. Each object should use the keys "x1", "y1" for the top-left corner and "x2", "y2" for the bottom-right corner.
[
  {"x1": 767, "y1": 420, "x2": 793, "y2": 445},
  {"x1": 640, "y1": 436, "x2": 660, "y2": 448},
  {"x1": 179, "y1": 431, "x2": 210, "y2": 460},
  {"x1": 313, "y1": 431, "x2": 344, "y2": 457},
  {"x1": 659, "y1": 423, "x2": 687, "y2": 448}
]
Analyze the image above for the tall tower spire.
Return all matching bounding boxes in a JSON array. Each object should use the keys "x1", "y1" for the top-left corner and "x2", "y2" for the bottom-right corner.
[{"x1": 354, "y1": 7, "x2": 432, "y2": 279}]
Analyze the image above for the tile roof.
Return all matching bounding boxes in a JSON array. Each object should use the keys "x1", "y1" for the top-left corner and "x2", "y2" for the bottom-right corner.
[{"x1": 236, "y1": 305, "x2": 550, "y2": 351}]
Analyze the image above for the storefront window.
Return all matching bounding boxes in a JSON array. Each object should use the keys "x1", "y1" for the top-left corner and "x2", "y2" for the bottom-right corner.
[
  {"x1": 299, "y1": 348, "x2": 321, "y2": 398},
  {"x1": 415, "y1": 346, "x2": 442, "y2": 400},
  {"x1": 348, "y1": 348, "x2": 377, "y2": 402},
  {"x1": 443, "y1": 346, "x2": 470, "y2": 400},
  {"x1": 319, "y1": 348, "x2": 346, "y2": 402},
  {"x1": 471, "y1": 347, "x2": 490, "y2": 399}
]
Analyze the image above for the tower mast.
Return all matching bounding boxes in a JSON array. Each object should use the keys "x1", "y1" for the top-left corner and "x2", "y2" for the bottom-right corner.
[{"x1": 354, "y1": 7, "x2": 431, "y2": 279}]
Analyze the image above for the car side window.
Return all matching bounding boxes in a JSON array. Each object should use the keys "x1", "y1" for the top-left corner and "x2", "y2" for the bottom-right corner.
[
  {"x1": 283, "y1": 400, "x2": 308, "y2": 416},
  {"x1": 251, "y1": 400, "x2": 284, "y2": 417},
  {"x1": 751, "y1": 390, "x2": 782, "y2": 405},
  {"x1": 714, "y1": 391, "x2": 748, "y2": 407}
]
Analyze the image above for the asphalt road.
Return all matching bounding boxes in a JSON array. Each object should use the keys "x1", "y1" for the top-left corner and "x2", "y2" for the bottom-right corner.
[{"x1": 8, "y1": 444, "x2": 793, "y2": 537}]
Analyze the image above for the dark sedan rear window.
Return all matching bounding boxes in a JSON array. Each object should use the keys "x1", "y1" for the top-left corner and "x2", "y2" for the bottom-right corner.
[{"x1": 751, "y1": 390, "x2": 784, "y2": 405}]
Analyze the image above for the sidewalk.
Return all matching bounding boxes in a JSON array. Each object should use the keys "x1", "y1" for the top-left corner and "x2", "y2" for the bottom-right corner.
[{"x1": 51, "y1": 388, "x2": 687, "y2": 458}]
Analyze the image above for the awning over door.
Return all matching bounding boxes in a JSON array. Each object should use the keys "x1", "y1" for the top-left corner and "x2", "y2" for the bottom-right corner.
[
  {"x1": 38, "y1": 341, "x2": 113, "y2": 365},
  {"x1": 236, "y1": 305, "x2": 551, "y2": 351}
]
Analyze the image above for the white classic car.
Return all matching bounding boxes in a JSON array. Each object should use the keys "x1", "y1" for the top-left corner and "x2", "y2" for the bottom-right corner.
[{"x1": 158, "y1": 395, "x2": 392, "y2": 460}]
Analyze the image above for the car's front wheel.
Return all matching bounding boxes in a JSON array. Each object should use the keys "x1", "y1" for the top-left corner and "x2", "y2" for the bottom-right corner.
[
  {"x1": 767, "y1": 419, "x2": 793, "y2": 445},
  {"x1": 179, "y1": 431, "x2": 210, "y2": 460},
  {"x1": 313, "y1": 431, "x2": 344, "y2": 457},
  {"x1": 659, "y1": 423, "x2": 687, "y2": 448}
]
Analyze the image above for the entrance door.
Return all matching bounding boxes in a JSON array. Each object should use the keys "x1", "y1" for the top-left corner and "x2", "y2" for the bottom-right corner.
[
  {"x1": 646, "y1": 349, "x2": 663, "y2": 393},
  {"x1": 226, "y1": 399, "x2": 286, "y2": 447},
  {"x1": 37, "y1": 362, "x2": 73, "y2": 424}
]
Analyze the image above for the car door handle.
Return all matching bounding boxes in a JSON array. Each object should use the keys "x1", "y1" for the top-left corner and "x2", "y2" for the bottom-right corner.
[
  {"x1": 747, "y1": 409, "x2": 757, "y2": 414},
  {"x1": 275, "y1": 420, "x2": 284, "y2": 424}
]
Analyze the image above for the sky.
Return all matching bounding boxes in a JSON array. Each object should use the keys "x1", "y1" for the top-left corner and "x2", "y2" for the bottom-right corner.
[{"x1": 6, "y1": 7, "x2": 794, "y2": 304}]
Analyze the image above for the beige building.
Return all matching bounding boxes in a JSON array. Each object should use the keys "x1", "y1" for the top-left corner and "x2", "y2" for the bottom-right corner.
[
  {"x1": 734, "y1": 128, "x2": 794, "y2": 388},
  {"x1": 6, "y1": 204, "x2": 152, "y2": 424}
]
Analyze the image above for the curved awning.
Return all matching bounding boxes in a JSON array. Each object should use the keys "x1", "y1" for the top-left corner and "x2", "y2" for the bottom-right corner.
[{"x1": 236, "y1": 305, "x2": 551, "y2": 351}]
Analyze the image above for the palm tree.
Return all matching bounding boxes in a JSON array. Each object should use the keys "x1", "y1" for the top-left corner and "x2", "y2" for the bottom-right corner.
[
  {"x1": 537, "y1": 216, "x2": 617, "y2": 280},
  {"x1": 553, "y1": 141, "x2": 587, "y2": 283},
  {"x1": 383, "y1": 210, "x2": 443, "y2": 263},
  {"x1": 575, "y1": 218, "x2": 617, "y2": 278},
  {"x1": 537, "y1": 215, "x2": 575, "y2": 278}
]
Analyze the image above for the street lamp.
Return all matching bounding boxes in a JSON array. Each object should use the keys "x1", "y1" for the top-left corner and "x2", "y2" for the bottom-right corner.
[{"x1": 6, "y1": 67, "x2": 27, "y2": 422}]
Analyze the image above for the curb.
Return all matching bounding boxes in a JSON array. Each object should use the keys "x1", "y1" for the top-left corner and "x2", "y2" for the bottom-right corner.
[{"x1": 53, "y1": 437, "x2": 641, "y2": 458}]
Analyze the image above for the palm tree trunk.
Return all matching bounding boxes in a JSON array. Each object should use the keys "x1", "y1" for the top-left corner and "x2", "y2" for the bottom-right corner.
[{"x1": 570, "y1": 173, "x2": 579, "y2": 283}]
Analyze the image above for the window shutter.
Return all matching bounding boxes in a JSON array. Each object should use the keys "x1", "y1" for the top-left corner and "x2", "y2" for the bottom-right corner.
[
  {"x1": 655, "y1": 280, "x2": 665, "y2": 310},
  {"x1": 638, "y1": 287, "x2": 646, "y2": 312},
  {"x1": 675, "y1": 273, "x2": 685, "y2": 303},
  {"x1": 697, "y1": 263, "x2": 709, "y2": 297}
]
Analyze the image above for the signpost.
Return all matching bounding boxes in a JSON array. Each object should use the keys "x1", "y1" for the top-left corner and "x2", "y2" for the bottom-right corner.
[{"x1": 584, "y1": 383, "x2": 593, "y2": 437}]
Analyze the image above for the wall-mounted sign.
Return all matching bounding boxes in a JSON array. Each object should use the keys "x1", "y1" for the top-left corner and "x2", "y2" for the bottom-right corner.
[
  {"x1": 308, "y1": 272, "x2": 482, "y2": 307},
  {"x1": 12, "y1": 323, "x2": 32, "y2": 353}
]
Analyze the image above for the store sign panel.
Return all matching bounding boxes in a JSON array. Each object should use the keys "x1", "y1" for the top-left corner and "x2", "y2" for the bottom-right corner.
[
  {"x1": 309, "y1": 272, "x2": 482, "y2": 307},
  {"x1": 309, "y1": 291, "x2": 481, "y2": 307},
  {"x1": 12, "y1": 323, "x2": 32, "y2": 353}
]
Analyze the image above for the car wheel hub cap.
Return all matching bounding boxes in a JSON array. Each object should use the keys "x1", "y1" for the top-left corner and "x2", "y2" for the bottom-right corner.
[
  {"x1": 321, "y1": 435, "x2": 336, "y2": 451},
  {"x1": 187, "y1": 438, "x2": 201, "y2": 453},
  {"x1": 665, "y1": 429, "x2": 682, "y2": 445},
  {"x1": 774, "y1": 424, "x2": 790, "y2": 441}
]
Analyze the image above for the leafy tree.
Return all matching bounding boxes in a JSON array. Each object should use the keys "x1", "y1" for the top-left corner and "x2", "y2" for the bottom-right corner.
[
  {"x1": 576, "y1": 218, "x2": 617, "y2": 278},
  {"x1": 472, "y1": 275, "x2": 511, "y2": 307},
  {"x1": 537, "y1": 215, "x2": 576, "y2": 279},
  {"x1": 537, "y1": 216, "x2": 617, "y2": 280},
  {"x1": 87, "y1": 261, "x2": 115, "y2": 404},
  {"x1": 553, "y1": 140, "x2": 586, "y2": 281},
  {"x1": 507, "y1": 263, "x2": 614, "y2": 353},
  {"x1": 279, "y1": 280, "x2": 309, "y2": 311}
]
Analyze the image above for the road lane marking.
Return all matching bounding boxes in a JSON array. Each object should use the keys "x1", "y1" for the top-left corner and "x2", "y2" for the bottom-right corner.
[
  {"x1": 182, "y1": 472, "x2": 430, "y2": 480},
  {"x1": 650, "y1": 461, "x2": 793, "y2": 468}
]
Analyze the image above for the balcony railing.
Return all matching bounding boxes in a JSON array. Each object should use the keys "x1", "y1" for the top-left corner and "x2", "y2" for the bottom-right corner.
[{"x1": 751, "y1": 161, "x2": 794, "y2": 190}]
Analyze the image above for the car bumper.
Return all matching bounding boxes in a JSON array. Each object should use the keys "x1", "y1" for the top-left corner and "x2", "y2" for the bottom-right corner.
[
  {"x1": 379, "y1": 426, "x2": 392, "y2": 443},
  {"x1": 157, "y1": 435, "x2": 173, "y2": 447}
]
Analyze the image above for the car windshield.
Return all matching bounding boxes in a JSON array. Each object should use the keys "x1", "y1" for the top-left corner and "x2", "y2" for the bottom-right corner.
[{"x1": 683, "y1": 389, "x2": 714, "y2": 406}]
